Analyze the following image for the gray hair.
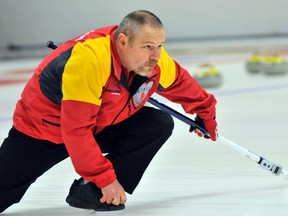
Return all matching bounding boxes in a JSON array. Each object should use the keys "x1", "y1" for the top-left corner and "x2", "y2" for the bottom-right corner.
[{"x1": 114, "y1": 10, "x2": 164, "y2": 44}]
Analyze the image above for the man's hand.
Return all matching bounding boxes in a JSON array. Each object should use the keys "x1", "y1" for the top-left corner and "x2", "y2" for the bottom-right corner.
[
  {"x1": 100, "y1": 179, "x2": 127, "y2": 206},
  {"x1": 189, "y1": 116, "x2": 218, "y2": 141},
  {"x1": 202, "y1": 118, "x2": 217, "y2": 141}
]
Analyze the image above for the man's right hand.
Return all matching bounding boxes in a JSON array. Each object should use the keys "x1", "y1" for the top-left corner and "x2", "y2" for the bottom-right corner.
[{"x1": 100, "y1": 179, "x2": 127, "y2": 206}]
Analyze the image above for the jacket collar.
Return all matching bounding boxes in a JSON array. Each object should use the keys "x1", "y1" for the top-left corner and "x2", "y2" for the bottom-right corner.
[{"x1": 110, "y1": 28, "x2": 128, "y2": 81}]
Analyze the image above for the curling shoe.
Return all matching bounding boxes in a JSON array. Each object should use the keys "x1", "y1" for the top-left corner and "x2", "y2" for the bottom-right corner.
[{"x1": 66, "y1": 178, "x2": 125, "y2": 211}]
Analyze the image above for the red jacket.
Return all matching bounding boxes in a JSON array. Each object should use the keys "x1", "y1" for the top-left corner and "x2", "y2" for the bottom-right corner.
[{"x1": 13, "y1": 25, "x2": 216, "y2": 188}]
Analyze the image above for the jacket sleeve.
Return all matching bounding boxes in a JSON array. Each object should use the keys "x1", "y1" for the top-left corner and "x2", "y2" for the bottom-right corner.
[
  {"x1": 60, "y1": 41, "x2": 116, "y2": 188},
  {"x1": 156, "y1": 49, "x2": 217, "y2": 120},
  {"x1": 61, "y1": 100, "x2": 116, "y2": 188}
]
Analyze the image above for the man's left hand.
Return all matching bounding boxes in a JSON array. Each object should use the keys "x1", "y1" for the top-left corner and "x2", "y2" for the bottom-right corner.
[{"x1": 189, "y1": 116, "x2": 218, "y2": 141}]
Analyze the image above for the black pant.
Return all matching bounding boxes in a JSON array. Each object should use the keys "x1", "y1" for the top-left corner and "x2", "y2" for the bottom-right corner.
[{"x1": 0, "y1": 106, "x2": 174, "y2": 213}]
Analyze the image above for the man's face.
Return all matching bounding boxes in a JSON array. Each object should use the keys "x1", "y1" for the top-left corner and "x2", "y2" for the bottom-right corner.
[{"x1": 118, "y1": 25, "x2": 165, "y2": 76}]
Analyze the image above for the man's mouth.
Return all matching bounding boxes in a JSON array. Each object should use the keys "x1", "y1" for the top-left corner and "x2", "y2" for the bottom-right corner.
[
  {"x1": 147, "y1": 60, "x2": 157, "y2": 68},
  {"x1": 147, "y1": 65, "x2": 155, "y2": 68}
]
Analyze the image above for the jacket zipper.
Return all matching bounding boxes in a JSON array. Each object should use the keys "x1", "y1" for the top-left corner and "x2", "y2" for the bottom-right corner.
[
  {"x1": 110, "y1": 97, "x2": 131, "y2": 125},
  {"x1": 128, "y1": 102, "x2": 131, "y2": 116},
  {"x1": 110, "y1": 74, "x2": 157, "y2": 125}
]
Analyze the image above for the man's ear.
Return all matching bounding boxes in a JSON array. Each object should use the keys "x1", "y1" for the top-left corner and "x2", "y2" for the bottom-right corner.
[{"x1": 118, "y1": 33, "x2": 127, "y2": 47}]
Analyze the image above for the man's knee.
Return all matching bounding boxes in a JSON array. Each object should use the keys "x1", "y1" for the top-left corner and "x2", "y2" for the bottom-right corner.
[
  {"x1": 157, "y1": 111, "x2": 174, "y2": 133},
  {"x1": 149, "y1": 108, "x2": 174, "y2": 136}
]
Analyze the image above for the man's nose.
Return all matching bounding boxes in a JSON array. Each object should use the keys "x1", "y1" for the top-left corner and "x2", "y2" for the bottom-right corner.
[{"x1": 150, "y1": 48, "x2": 161, "y2": 60}]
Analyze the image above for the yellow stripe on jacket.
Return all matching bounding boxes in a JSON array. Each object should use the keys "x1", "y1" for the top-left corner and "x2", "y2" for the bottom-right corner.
[
  {"x1": 62, "y1": 36, "x2": 112, "y2": 105},
  {"x1": 157, "y1": 48, "x2": 177, "y2": 89}
]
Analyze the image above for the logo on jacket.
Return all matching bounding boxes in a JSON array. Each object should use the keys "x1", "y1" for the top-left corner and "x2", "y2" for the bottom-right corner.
[
  {"x1": 105, "y1": 84, "x2": 121, "y2": 95},
  {"x1": 133, "y1": 80, "x2": 154, "y2": 107}
]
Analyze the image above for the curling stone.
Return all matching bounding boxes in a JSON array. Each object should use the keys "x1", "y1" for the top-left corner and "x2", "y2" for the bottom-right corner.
[
  {"x1": 246, "y1": 52, "x2": 265, "y2": 73},
  {"x1": 193, "y1": 64, "x2": 223, "y2": 88},
  {"x1": 261, "y1": 54, "x2": 288, "y2": 75}
]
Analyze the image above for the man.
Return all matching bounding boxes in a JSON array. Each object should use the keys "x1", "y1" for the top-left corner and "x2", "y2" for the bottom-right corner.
[{"x1": 0, "y1": 10, "x2": 217, "y2": 213}]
